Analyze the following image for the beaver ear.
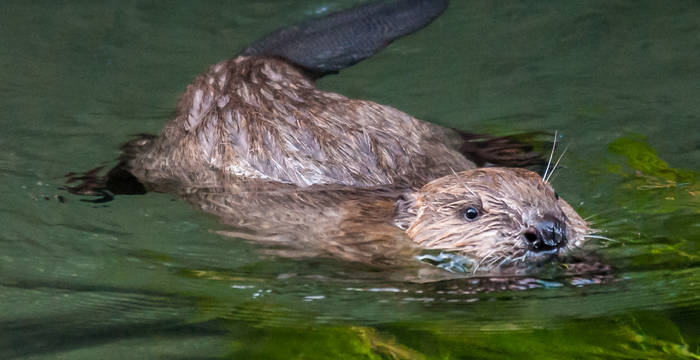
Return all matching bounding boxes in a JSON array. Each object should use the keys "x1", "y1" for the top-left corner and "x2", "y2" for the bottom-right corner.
[{"x1": 394, "y1": 192, "x2": 418, "y2": 230}]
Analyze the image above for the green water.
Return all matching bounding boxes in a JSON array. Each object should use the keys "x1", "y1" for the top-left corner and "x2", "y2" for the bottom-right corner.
[{"x1": 1, "y1": 0, "x2": 699, "y2": 358}]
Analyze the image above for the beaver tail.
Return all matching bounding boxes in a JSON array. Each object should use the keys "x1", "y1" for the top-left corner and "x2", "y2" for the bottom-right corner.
[{"x1": 242, "y1": 0, "x2": 449, "y2": 77}]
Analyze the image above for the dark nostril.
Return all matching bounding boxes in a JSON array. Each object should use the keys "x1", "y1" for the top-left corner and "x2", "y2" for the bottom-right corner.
[{"x1": 524, "y1": 230, "x2": 538, "y2": 244}]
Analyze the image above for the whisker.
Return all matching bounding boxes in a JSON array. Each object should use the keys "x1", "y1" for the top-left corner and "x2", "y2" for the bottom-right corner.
[
  {"x1": 472, "y1": 249, "x2": 498, "y2": 274},
  {"x1": 583, "y1": 213, "x2": 599, "y2": 221},
  {"x1": 581, "y1": 208, "x2": 629, "y2": 224},
  {"x1": 497, "y1": 256, "x2": 512, "y2": 268},
  {"x1": 484, "y1": 254, "x2": 500, "y2": 267},
  {"x1": 545, "y1": 143, "x2": 569, "y2": 183},
  {"x1": 543, "y1": 130, "x2": 558, "y2": 181},
  {"x1": 472, "y1": 260, "x2": 481, "y2": 275},
  {"x1": 584, "y1": 234, "x2": 618, "y2": 242}
]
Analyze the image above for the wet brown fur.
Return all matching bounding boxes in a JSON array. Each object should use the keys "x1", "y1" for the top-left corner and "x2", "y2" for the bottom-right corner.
[
  {"x1": 396, "y1": 168, "x2": 588, "y2": 271},
  {"x1": 130, "y1": 56, "x2": 472, "y2": 190},
  {"x1": 77, "y1": 55, "x2": 589, "y2": 273}
]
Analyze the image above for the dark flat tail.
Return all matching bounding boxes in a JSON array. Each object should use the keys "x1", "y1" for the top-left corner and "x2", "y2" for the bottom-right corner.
[{"x1": 242, "y1": 0, "x2": 449, "y2": 76}]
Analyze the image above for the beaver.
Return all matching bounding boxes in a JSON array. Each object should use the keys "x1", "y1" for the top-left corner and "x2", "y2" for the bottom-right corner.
[{"x1": 66, "y1": 0, "x2": 592, "y2": 274}]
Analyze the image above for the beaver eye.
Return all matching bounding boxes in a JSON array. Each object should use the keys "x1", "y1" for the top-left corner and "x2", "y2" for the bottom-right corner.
[{"x1": 464, "y1": 207, "x2": 479, "y2": 221}]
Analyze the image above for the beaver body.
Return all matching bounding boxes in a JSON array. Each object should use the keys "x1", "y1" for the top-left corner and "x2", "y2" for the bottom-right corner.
[
  {"x1": 68, "y1": 0, "x2": 592, "y2": 274},
  {"x1": 123, "y1": 53, "x2": 589, "y2": 273}
]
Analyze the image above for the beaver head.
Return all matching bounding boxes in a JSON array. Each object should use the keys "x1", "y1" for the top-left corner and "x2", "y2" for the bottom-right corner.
[{"x1": 394, "y1": 167, "x2": 589, "y2": 272}]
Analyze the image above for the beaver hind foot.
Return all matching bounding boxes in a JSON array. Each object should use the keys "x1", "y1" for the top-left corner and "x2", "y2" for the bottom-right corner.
[{"x1": 64, "y1": 134, "x2": 154, "y2": 202}]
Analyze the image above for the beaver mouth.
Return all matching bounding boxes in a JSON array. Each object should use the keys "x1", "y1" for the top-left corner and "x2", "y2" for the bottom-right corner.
[
  {"x1": 523, "y1": 248, "x2": 561, "y2": 261},
  {"x1": 487, "y1": 248, "x2": 564, "y2": 274}
]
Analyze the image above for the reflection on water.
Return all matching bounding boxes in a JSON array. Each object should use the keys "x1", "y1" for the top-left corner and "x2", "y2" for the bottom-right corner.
[{"x1": 1, "y1": 0, "x2": 699, "y2": 358}]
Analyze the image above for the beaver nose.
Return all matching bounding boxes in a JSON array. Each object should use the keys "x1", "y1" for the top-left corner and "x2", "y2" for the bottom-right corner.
[{"x1": 523, "y1": 216, "x2": 567, "y2": 252}]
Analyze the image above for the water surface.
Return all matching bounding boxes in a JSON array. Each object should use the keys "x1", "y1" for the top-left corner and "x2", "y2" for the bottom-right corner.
[{"x1": 1, "y1": 0, "x2": 699, "y2": 358}]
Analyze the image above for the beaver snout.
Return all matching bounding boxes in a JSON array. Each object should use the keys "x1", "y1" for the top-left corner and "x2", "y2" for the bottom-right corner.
[{"x1": 523, "y1": 215, "x2": 567, "y2": 252}]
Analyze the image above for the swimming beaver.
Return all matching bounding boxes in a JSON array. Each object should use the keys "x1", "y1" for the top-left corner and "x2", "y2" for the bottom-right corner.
[{"x1": 67, "y1": 0, "x2": 591, "y2": 274}]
